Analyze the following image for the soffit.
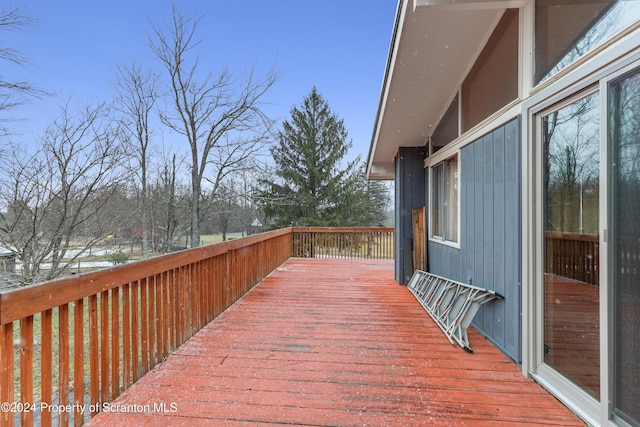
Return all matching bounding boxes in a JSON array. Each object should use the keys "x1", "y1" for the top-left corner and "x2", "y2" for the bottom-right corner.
[{"x1": 368, "y1": 1, "x2": 508, "y2": 179}]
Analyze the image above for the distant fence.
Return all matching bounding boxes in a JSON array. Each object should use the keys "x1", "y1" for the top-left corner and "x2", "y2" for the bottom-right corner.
[
  {"x1": 545, "y1": 231, "x2": 599, "y2": 285},
  {"x1": 291, "y1": 227, "x2": 394, "y2": 259},
  {"x1": 0, "y1": 227, "x2": 394, "y2": 426}
]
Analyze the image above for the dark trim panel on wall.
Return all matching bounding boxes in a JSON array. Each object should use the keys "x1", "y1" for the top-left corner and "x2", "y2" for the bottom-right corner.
[
  {"x1": 395, "y1": 147, "x2": 426, "y2": 284},
  {"x1": 428, "y1": 117, "x2": 522, "y2": 362}
]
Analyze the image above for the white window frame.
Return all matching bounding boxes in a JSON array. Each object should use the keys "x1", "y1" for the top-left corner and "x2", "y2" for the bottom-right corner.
[{"x1": 429, "y1": 153, "x2": 460, "y2": 247}]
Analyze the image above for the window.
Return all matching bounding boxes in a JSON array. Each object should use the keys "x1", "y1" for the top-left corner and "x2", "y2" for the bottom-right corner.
[
  {"x1": 431, "y1": 94, "x2": 459, "y2": 153},
  {"x1": 462, "y1": 9, "x2": 519, "y2": 131},
  {"x1": 431, "y1": 155, "x2": 459, "y2": 243},
  {"x1": 535, "y1": 0, "x2": 640, "y2": 84}
]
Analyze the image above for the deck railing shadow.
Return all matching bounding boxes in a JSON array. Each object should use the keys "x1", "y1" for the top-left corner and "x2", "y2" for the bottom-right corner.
[{"x1": 0, "y1": 227, "x2": 393, "y2": 426}]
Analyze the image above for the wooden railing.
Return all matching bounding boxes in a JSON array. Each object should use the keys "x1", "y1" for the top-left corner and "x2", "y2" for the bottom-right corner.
[
  {"x1": 545, "y1": 231, "x2": 599, "y2": 286},
  {"x1": 291, "y1": 227, "x2": 394, "y2": 259},
  {"x1": 0, "y1": 229, "x2": 291, "y2": 426},
  {"x1": 0, "y1": 227, "x2": 393, "y2": 426}
]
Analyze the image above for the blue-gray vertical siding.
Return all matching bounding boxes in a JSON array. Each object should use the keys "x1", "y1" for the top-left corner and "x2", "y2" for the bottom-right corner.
[
  {"x1": 427, "y1": 117, "x2": 522, "y2": 362},
  {"x1": 395, "y1": 147, "x2": 426, "y2": 285}
]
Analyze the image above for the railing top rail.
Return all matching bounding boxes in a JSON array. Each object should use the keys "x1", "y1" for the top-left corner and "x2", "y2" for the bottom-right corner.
[
  {"x1": 0, "y1": 227, "x2": 292, "y2": 325},
  {"x1": 291, "y1": 227, "x2": 394, "y2": 233},
  {"x1": 544, "y1": 231, "x2": 599, "y2": 242}
]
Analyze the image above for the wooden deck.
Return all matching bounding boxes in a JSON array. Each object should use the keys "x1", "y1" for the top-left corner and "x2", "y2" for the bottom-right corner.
[
  {"x1": 544, "y1": 274, "x2": 600, "y2": 399},
  {"x1": 87, "y1": 258, "x2": 583, "y2": 426}
]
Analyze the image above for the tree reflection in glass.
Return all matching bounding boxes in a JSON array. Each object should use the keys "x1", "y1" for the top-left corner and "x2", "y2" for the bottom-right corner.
[
  {"x1": 536, "y1": 1, "x2": 640, "y2": 83},
  {"x1": 542, "y1": 92, "x2": 600, "y2": 399},
  {"x1": 609, "y1": 69, "x2": 640, "y2": 426}
]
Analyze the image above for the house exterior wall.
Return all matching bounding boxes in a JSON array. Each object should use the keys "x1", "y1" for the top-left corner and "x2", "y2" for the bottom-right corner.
[
  {"x1": 428, "y1": 117, "x2": 522, "y2": 362},
  {"x1": 372, "y1": 2, "x2": 640, "y2": 423},
  {"x1": 394, "y1": 147, "x2": 426, "y2": 284}
]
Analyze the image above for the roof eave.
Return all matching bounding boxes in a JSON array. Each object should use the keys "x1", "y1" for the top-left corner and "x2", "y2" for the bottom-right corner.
[{"x1": 367, "y1": 0, "x2": 525, "y2": 181}]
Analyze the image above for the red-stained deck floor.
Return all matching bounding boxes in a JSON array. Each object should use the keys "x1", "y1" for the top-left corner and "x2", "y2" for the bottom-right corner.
[{"x1": 88, "y1": 258, "x2": 583, "y2": 426}]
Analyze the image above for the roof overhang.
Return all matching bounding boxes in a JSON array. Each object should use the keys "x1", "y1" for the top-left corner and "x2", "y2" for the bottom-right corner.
[{"x1": 367, "y1": 0, "x2": 525, "y2": 180}]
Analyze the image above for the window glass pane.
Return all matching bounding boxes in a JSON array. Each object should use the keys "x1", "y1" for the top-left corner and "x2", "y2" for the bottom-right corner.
[
  {"x1": 542, "y1": 92, "x2": 600, "y2": 399},
  {"x1": 432, "y1": 164, "x2": 443, "y2": 237},
  {"x1": 536, "y1": 0, "x2": 640, "y2": 84},
  {"x1": 432, "y1": 94, "x2": 459, "y2": 152},
  {"x1": 462, "y1": 9, "x2": 518, "y2": 131},
  {"x1": 431, "y1": 156, "x2": 459, "y2": 243},
  {"x1": 609, "y1": 69, "x2": 640, "y2": 426},
  {"x1": 445, "y1": 157, "x2": 459, "y2": 241}
]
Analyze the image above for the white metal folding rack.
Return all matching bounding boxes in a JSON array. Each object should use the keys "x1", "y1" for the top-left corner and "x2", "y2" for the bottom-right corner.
[{"x1": 406, "y1": 270, "x2": 503, "y2": 353}]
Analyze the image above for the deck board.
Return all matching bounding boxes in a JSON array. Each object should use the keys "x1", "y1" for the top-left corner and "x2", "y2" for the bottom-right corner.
[{"x1": 87, "y1": 258, "x2": 583, "y2": 426}]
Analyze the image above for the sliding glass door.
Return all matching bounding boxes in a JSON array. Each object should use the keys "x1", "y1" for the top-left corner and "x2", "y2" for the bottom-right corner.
[
  {"x1": 541, "y1": 92, "x2": 601, "y2": 399},
  {"x1": 609, "y1": 69, "x2": 640, "y2": 426},
  {"x1": 535, "y1": 67, "x2": 640, "y2": 426}
]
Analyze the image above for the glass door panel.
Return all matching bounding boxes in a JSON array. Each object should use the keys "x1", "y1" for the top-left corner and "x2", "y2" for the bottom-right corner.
[
  {"x1": 609, "y1": 70, "x2": 640, "y2": 426},
  {"x1": 542, "y1": 92, "x2": 601, "y2": 399}
]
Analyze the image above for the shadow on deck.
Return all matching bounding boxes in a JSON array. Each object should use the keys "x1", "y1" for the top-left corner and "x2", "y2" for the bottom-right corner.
[{"x1": 87, "y1": 258, "x2": 582, "y2": 426}]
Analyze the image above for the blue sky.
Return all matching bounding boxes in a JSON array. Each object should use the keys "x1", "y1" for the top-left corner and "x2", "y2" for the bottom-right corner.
[{"x1": 5, "y1": 1, "x2": 397, "y2": 162}]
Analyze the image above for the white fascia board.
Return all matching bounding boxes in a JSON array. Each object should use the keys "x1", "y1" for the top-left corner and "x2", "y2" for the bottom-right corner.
[
  {"x1": 414, "y1": 0, "x2": 526, "y2": 11},
  {"x1": 367, "y1": 0, "x2": 409, "y2": 180}
]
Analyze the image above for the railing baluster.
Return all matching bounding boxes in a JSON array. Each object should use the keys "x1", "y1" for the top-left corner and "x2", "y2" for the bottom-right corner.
[
  {"x1": 140, "y1": 279, "x2": 149, "y2": 376},
  {"x1": 110, "y1": 288, "x2": 120, "y2": 401},
  {"x1": 130, "y1": 282, "x2": 139, "y2": 383},
  {"x1": 122, "y1": 283, "x2": 131, "y2": 390},
  {"x1": 74, "y1": 299, "x2": 84, "y2": 427},
  {"x1": 19, "y1": 315, "x2": 33, "y2": 427},
  {"x1": 99, "y1": 291, "x2": 109, "y2": 406},
  {"x1": 169, "y1": 269, "x2": 177, "y2": 351},
  {"x1": 147, "y1": 278, "x2": 156, "y2": 369},
  {"x1": 155, "y1": 273, "x2": 164, "y2": 365},
  {"x1": 88, "y1": 295, "x2": 98, "y2": 416},
  {"x1": 59, "y1": 304, "x2": 70, "y2": 426},
  {"x1": 180, "y1": 266, "x2": 186, "y2": 340},
  {"x1": 160, "y1": 272, "x2": 169, "y2": 359},
  {"x1": 1, "y1": 322, "x2": 14, "y2": 427},
  {"x1": 41, "y1": 309, "x2": 53, "y2": 427},
  {"x1": 196, "y1": 262, "x2": 203, "y2": 330},
  {"x1": 190, "y1": 263, "x2": 198, "y2": 337}
]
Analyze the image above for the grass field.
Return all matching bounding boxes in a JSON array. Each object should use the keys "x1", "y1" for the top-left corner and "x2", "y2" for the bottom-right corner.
[{"x1": 199, "y1": 232, "x2": 244, "y2": 246}]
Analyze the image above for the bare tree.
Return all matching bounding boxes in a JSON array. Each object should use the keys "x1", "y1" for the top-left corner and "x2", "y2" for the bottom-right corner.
[
  {"x1": 149, "y1": 151, "x2": 190, "y2": 253},
  {"x1": 543, "y1": 95, "x2": 599, "y2": 233},
  {"x1": 0, "y1": 7, "x2": 45, "y2": 135},
  {"x1": 237, "y1": 169, "x2": 262, "y2": 236},
  {"x1": 540, "y1": 3, "x2": 626, "y2": 82},
  {"x1": 150, "y1": 7, "x2": 277, "y2": 247},
  {"x1": 115, "y1": 62, "x2": 160, "y2": 258},
  {"x1": 0, "y1": 102, "x2": 134, "y2": 285},
  {"x1": 208, "y1": 179, "x2": 240, "y2": 241}
]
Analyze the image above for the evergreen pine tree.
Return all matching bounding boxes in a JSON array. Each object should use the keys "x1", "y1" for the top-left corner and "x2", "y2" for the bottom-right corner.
[
  {"x1": 339, "y1": 165, "x2": 390, "y2": 227},
  {"x1": 258, "y1": 87, "x2": 389, "y2": 228}
]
